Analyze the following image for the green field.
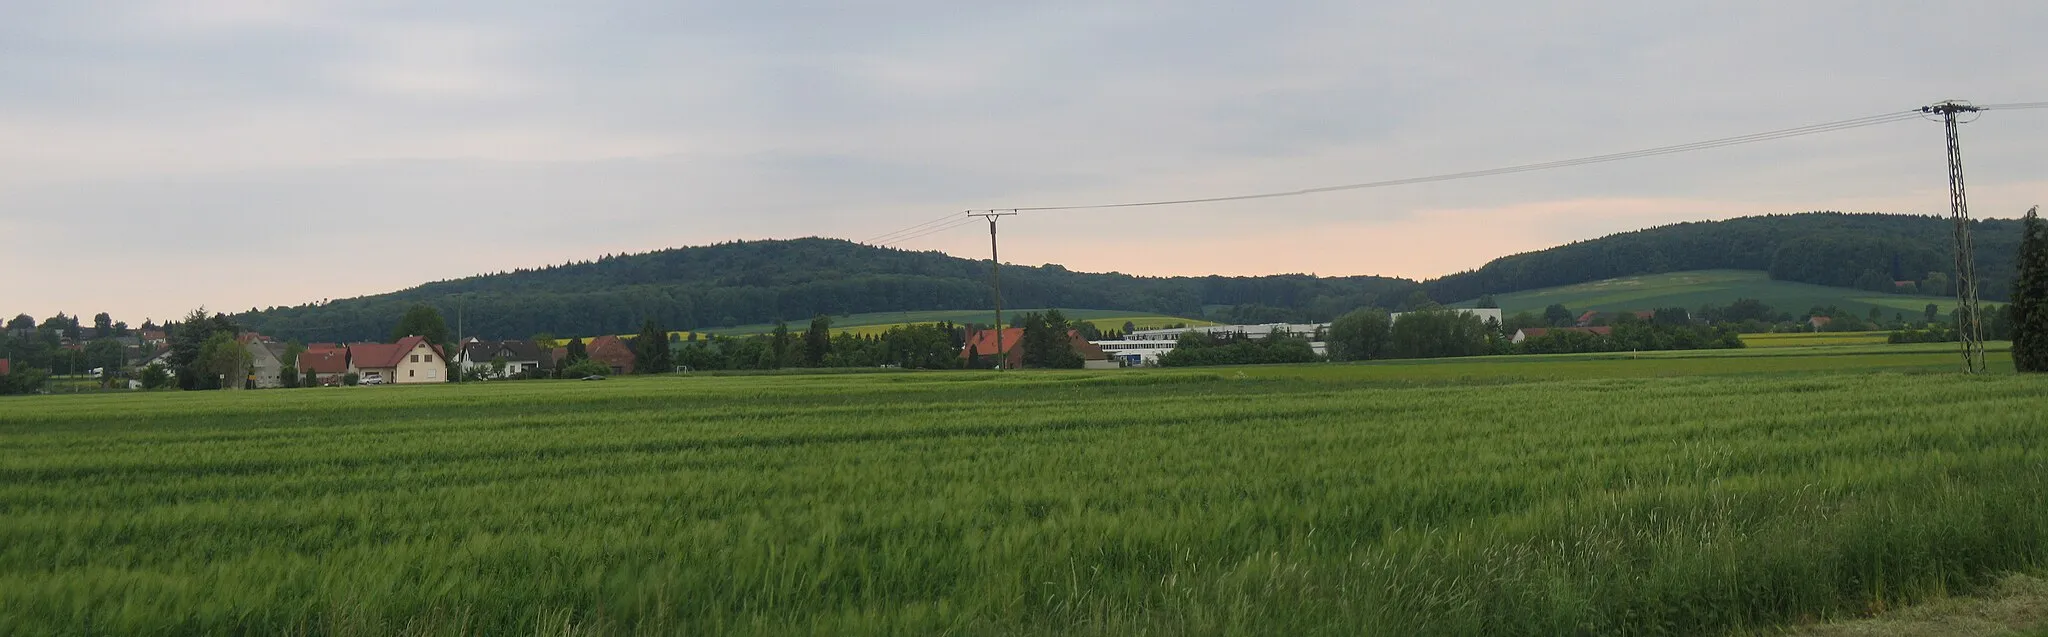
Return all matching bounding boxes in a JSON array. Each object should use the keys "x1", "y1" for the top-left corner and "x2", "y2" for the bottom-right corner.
[
  {"x1": 3, "y1": 347, "x2": 2044, "y2": 635},
  {"x1": 698, "y1": 308, "x2": 1212, "y2": 337},
  {"x1": 1455, "y1": 270, "x2": 1967, "y2": 319},
  {"x1": 1740, "y1": 331, "x2": 1893, "y2": 348}
]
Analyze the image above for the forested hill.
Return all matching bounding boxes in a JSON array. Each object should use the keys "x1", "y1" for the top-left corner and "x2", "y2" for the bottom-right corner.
[
  {"x1": 1421, "y1": 212, "x2": 2024, "y2": 303},
  {"x1": 234, "y1": 238, "x2": 1419, "y2": 342}
]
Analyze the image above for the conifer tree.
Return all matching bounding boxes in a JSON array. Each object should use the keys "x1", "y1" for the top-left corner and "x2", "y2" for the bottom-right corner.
[{"x1": 2012, "y1": 207, "x2": 2048, "y2": 372}]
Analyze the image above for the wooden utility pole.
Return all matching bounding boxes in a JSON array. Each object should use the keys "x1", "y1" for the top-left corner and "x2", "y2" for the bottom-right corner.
[{"x1": 968, "y1": 210, "x2": 1017, "y2": 370}]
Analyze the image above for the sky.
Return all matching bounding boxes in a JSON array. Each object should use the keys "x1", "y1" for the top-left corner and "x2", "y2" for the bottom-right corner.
[{"x1": 3, "y1": 1, "x2": 2046, "y2": 324}]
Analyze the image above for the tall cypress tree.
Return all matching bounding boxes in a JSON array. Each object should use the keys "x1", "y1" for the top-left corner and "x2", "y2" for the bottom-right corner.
[{"x1": 2012, "y1": 207, "x2": 2048, "y2": 372}]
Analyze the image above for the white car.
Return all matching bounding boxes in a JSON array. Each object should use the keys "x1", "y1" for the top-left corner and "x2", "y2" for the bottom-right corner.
[{"x1": 359, "y1": 376, "x2": 385, "y2": 386}]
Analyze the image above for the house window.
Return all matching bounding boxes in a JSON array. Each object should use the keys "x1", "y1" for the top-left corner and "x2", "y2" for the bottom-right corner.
[
  {"x1": 424, "y1": 355, "x2": 433, "y2": 362},
  {"x1": 409, "y1": 369, "x2": 415, "y2": 378},
  {"x1": 428, "y1": 369, "x2": 437, "y2": 378},
  {"x1": 410, "y1": 354, "x2": 419, "y2": 363}
]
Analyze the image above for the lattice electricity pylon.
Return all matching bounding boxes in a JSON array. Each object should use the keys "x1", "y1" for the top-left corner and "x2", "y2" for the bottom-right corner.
[{"x1": 1921, "y1": 100, "x2": 1986, "y2": 373}]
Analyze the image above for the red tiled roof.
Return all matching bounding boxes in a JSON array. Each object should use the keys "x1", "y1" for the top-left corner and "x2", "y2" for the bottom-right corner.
[
  {"x1": 297, "y1": 349, "x2": 348, "y2": 375},
  {"x1": 585, "y1": 335, "x2": 637, "y2": 371},
  {"x1": 347, "y1": 335, "x2": 444, "y2": 369},
  {"x1": 960, "y1": 328, "x2": 1025, "y2": 358},
  {"x1": 958, "y1": 329, "x2": 1107, "y2": 361}
]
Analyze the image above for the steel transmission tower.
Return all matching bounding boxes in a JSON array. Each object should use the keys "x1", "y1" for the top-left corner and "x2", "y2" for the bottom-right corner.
[{"x1": 1922, "y1": 100, "x2": 1986, "y2": 373}]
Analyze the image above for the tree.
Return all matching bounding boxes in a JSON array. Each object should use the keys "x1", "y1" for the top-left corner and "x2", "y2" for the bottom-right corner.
[
  {"x1": 1543, "y1": 304, "x2": 1575, "y2": 327},
  {"x1": 1017, "y1": 311, "x2": 1082, "y2": 369},
  {"x1": 1924, "y1": 303, "x2": 1940, "y2": 325},
  {"x1": 1401, "y1": 290, "x2": 1438, "y2": 312},
  {"x1": 92, "y1": 312, "x2": 112, "y2": 337},
  {"x1": 1475, "y1": 295, "x2": 1499, "y2": 309},
  {"x1": 84, "y1": 339, "x2": 126, "y2": 384},
  {"x1": 634, "y1": 319, "x2": 675, "y2": 374},
  {"x1": 1924, "y1": 271, "x2": 1952, "y2": 297},
  {"x1": 2011, "y1": 207, "x2": 2048, "y2": 372},
  {"x1": 1122, "y1": 320, "x2": 1138, "y2": 334},
  {"x1": 302, "y1": 368, "x2": 319, "y2": 388},
  {"x1": 6, "y1": 314, "x2": 32, "y2": 333},
  {"x1": 801, "y1": 315, "x2": 833, "y2": 367},
  {"x1": 391, "y1": 304, "x2": 451, "y2": 350},
  {"x1": 140, "y1": 363, "x2": 172, "y2": 390},
  {"x1": 557, "y1": 338, "x2": 588, "y2": 377},
  {"x1": 562, "y1": 359, "x2": 612, "y2": 378},
  {"x1": 769, "y1": 321, "x2": 793, "y2": 369},
  {"x1": 1327, "y1": 308, "x2": 1392, "y2": 361},
  {"x1": 1388, "y1": 309, "x2": 1490, "y2": 359},
  {"x1": 196, "y1": 331, "x2": 252, "y2": 390},
  {"x1": 169, "y1": 308, "x2": 240, "y2": 390}
]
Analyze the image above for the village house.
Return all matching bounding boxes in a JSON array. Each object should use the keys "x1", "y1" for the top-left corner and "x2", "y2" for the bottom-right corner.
[
  {"x1": 1809, "y1": 316, "x2": 1834, "y2": 331},
  {"x1": 455, "y1": 339, "x2": 551, "y2": 378},
  {"x1": 346, "y1": 336, "x2": 446, "y2": 384},
  {"x1": 548, "y1": 335, "x2": 637, "y2": 375},
  {"x1": 960, "y1": 327, "x2": 1115, "y2": 369},
  {"x1": 297, "y1": 345, "x2": 349, "y2": 386},
  {"x1": 239, "y1": 334, "x2": 292, "y2": 389}
]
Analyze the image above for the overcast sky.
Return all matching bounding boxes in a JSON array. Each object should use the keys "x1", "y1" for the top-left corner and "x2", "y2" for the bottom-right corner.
[{"x1": 4, "y1": 1, "x2": 2046, "y2": 323}]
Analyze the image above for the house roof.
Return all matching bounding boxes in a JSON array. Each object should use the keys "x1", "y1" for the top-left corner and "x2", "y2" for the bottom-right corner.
[
  {"x1": 298, "y1": 348, "x2": 348, "y2": 374},
  {"x1": 1518, "y1": 327, "x2": 1614, "y2": 338},
  {"x1": 586, "y1": 335, "x2": 636, "y2": 361},
  {"x1": 0, "y1": 359, "x2": 10, "y2": 376},
  {"x1": 960, "y1": 328, "x2": 1025, "y2": 357},
  {"x1": 958, "y1": 328, "x2": 1107, "y2": 360},
  {"x1": 1810, "y1": 316, "x2": 1833, "y2": 326},
  {"x1": 348, "y1": 336, "x2": 444, "y2": 369}
]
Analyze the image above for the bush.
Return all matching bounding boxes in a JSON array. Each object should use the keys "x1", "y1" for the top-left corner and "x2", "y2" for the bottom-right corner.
[
  {"x1": 342, "y1": 373, "x2": 360, "y2": 386},
  {"x1": 140, "y1": 363, "x2": 172, "y2": 390},
  {"x1": 561, "y1": 360, "x2": 613, "y2": 378}
]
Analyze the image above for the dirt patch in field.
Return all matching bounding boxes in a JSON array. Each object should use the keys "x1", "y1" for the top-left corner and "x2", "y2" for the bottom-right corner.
[{"x1": 1782, "y1": 574, "x2": 2048, "y2": 637}]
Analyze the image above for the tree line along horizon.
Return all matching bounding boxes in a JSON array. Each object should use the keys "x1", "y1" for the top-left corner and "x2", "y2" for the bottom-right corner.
[
  {"x1": 8, "y1": 210, "x2": 2048, "y2": 393},
  {"x1": 214, "y1": 212, "x2": 2029, "y2": 345}
]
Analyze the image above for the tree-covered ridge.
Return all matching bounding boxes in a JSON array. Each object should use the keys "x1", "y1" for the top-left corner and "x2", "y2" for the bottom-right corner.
[
  {"x1": 1422, "y1": 212, "x2": 2024, "y2": 303},
  {"x1": 230, "y1": 213, "x2": 2022, "y2": 344},
  {"x1": 235, "y1": 238, "x2": 1417, "y2": 343}
]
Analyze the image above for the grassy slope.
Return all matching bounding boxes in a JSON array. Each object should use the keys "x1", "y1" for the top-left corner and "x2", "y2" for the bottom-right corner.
[
  {"x1": 3, "y1": 349, "x2": 2044, "y2": 635},
  {"x1": 697, "y1": 308, "x2": 1214, "y2": 337},
  {"x1": 1455, "y1": 270, "x2": 1968, "y2": 319}
]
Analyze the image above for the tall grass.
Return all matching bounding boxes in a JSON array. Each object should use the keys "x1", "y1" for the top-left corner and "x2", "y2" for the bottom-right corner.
[{"x1": 1, "y1": 355, "x2": 2043, "y2": 635}]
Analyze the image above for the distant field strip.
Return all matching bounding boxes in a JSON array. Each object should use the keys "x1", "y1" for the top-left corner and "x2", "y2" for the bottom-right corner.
[
  {"x1": 1468, "y1": 270, "x2": 1963, "y2": 318},
  {"x1": 2, "y1": 351, "x2": 2043, "y2": 635},
  {"x1": 1742, "y1": 331, "x2": 1892, "y2": 347}
]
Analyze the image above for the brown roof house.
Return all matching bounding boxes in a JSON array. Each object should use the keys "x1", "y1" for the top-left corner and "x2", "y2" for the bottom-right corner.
[
  {"x1": 297, "y1": 346, "x2": 349, "y2": 386},
  {"x1": 347, "y1": 336, "x2": 447, "y2": 385},
  {"x1": 554, "y1": 335, "x2": 637, "y2": 375},
  {"x1": 959, "y1": 328, "x2": 1113, "y2": 369}
]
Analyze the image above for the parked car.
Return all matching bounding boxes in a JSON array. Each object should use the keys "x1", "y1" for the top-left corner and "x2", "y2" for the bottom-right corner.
[
  {"x1": 359, "y1": 376, "x2": 385, "y2": 386},
  {"x1": 580, "y1": 375, "x2": 606, "y2": 381}
]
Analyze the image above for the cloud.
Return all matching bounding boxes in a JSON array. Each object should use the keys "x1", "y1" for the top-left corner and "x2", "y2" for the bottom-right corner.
[{"x1": 2, "y1": 0, "x2": 2046, "y2": 322}]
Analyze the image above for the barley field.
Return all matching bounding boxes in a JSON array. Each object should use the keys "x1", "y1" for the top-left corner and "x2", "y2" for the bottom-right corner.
[{"x1": 2, "y1": 349, "x2": 2044, "y2": 635}]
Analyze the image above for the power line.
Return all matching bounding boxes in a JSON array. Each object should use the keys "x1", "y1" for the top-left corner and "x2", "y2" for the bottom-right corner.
[
  {"x1": 876, "y1": 216, "x2": 981, "y2": 248},
  {"x1": 864, "y1": 211, "x2": 967, "y2": 245},
  {"x1": 1004, "y1": 110, "x2": 1924, "y2": 212},
  {"x1": 1979, "y1": 102, "x2": 2048, "y2": 110}
]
